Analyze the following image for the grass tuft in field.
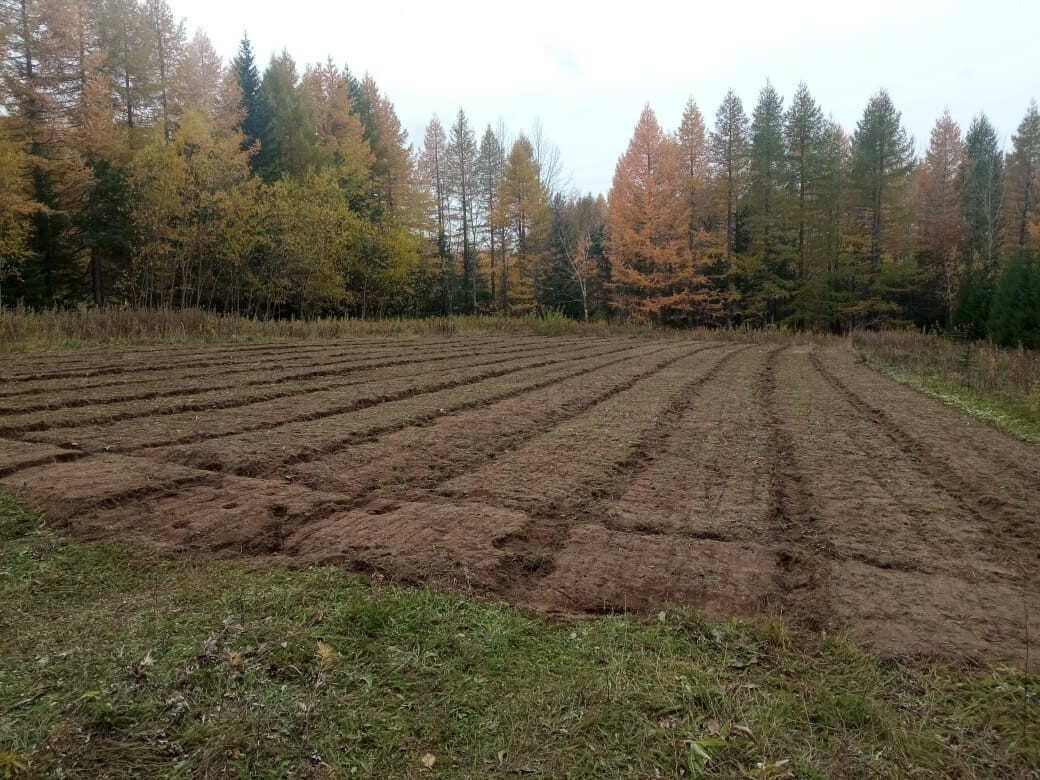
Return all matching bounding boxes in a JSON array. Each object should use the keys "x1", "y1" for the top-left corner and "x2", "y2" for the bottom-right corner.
[
  {"x1": 0, "y1": 495, "x2": 1036, "y2": 778},
  {"x1": 854, "y1": 329, "x2": 1040, "y2": 443}
]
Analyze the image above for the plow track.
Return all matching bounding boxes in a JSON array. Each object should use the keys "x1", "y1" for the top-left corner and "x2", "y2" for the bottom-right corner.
[{"x1": 1, "y1": 337, "x2": 1037, "y2": 668}]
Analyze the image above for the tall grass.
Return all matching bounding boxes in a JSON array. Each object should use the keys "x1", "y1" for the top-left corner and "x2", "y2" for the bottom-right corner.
[
  {"x1": 0, "y1": 307, "x2": 618, "y2": 351},
  {"x1": 0, "y1": 305, "x2": 824, "y2": 352},
  {"x1": 854, "y1": 329, "x2": 1040, "y2": 440}
]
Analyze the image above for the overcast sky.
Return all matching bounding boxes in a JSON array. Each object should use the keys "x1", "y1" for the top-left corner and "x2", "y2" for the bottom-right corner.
[{"x1": 170, "y1": 0, "x2": 1038, "y2": 196}]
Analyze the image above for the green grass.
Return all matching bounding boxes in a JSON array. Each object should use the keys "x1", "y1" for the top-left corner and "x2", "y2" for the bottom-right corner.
[
  {"x1": 0, "y1": 495, "x2": 1036, "y2": 778},
  {"x1": 858, "y1": 353, "x2": 1040, "y2": 445},
  {"x1": 853, "y1": 329, "x2": 1040, "y2": 444}
]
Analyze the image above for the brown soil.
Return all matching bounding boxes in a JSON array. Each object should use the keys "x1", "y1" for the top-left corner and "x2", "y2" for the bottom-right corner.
[{"x1": 1, "y1": 337, "x2": 1037, "y2": 669}]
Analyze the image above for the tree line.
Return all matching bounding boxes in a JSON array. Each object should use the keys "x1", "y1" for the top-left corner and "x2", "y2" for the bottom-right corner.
[
  {"x1": 1, "y1": 0, "x2": 1038, "y2": 342},
  {"x1": 609, "y1": 90, "x2": 1040, "y2": 344}
]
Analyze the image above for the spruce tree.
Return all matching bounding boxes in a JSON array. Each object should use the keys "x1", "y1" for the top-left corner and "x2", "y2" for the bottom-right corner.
[
  {"x1": 230, "y1": 35, "x2": 266, "y2": 160},
  {"x1": 851, "y1": 90, "x2": 915, "y2": 267},
  {"x1": 988, "y1": 250, "x2": 1040, "y2": 347},
  {"x1": 746, "y1": 80, "x2": 790, "y2": 323},
  {"x1": 960, "y1": 114, "x2": 1004, "y2": 271},
  {"x1": 784, "y1": 82, "x2": 826, "y2": 281},
  {"x1": 256, "y1": 51, "x2": 314, "y2": 181}
]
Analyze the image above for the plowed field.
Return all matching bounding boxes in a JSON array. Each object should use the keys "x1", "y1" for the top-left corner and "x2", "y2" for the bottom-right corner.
[{"x1": 2, "y1": 337, "x2": 1037, "y2": 666}]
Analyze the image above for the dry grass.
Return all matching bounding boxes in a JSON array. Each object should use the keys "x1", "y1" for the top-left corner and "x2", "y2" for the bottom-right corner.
[
  {"x1": 0, "y1": 306, "x2": 825, "y2": 352},
  {"x1": 853, "y1": 329, "x2": 1040, "y2": 442}
]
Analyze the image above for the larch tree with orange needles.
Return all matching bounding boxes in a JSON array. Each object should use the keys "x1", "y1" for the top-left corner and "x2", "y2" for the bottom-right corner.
[
  {"x1": 917, "y1": 110, "x2": 965, "y2": 327},
  {"x1": 608, "y1": 105, "x2": 716, "y2": 325}
]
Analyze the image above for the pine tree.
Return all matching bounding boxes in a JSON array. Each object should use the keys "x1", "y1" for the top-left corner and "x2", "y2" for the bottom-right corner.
[
  {"x1": 710, "y1": 89, "x2": 750, "y2": 260},
  {"x1": 142, "y1": 0, "x2": 185, "y2": 139},
  {"x1": 256, "y1": 51, "x2": 314, "y2": 181},
  {"x1": 177, "y1": 30, "x2": 223, "y2": 121},
  {"x1": 988, "y1": 249, "x2": 1040, "y2": 347},
  {"x1": 495, "y1": 134, "x2": 545, "y2": 315},
  {"x1": 300, "y1": 59, "x2": 370, "y2": 182},
  {"x1": 676, "y1": 98, "x2": 711, "y2": 254},
  {"x1": 99, "y1": 0, "x2": 156, "y2": 134},
  {"x1": 356, "y1": 75, "x2": 413, "y2": 219}
]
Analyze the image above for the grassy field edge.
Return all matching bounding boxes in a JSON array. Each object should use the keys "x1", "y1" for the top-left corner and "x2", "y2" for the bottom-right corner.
[
  {"x1": 857, "y1": 351, "x2": 1040, "y2": 445},
  {"x1": 0, "y1": 494, "x2": 1036, "y2": 778}
]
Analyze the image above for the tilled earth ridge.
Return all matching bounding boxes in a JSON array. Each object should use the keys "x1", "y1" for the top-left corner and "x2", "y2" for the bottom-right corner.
[{"x1": 1, "y1": 336, "x2": 1037, "y2": 668}]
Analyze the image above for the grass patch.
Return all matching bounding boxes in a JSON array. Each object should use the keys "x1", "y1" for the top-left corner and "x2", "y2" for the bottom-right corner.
[
  {"x1": 0, "y1": 306, "x2": 824, "y2": 353},
  {"x1": 854, "y1": 329, "x2": 1040, "y2": 443},
  {"x1": 861, "y1": 358, "x2": 1040, "y2": 444},
  {"x1": 0, "y1": 495, "x2": 1035, "y2": 778}
]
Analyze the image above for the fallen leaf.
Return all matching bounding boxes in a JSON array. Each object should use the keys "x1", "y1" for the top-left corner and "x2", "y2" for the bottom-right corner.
[{"x1": 420, "y1": 752, "x2": 436, "y2": 768}]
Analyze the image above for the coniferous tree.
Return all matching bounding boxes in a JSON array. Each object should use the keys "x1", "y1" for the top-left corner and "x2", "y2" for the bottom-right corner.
[
  {"x1": 476, "y1": 125, "x2": 506, "y2": 307},
  {"x1": 419, "y1": 115, "x2": 452, "y2": 312},
  {"x1": 177, "y1": 30, "x2": 223, "y2": 122},
  {"x1": 709, "y1": 89, "x2": 750, "y2": 322},
  {"x1": 356, "y1": 75, "x2": 412, "y2": 219},
  {"x1": 142, "y1": 0, "x2": 185, "y2": 139},
  {"x1": 960, "y1": 113, "x2": 1004, "y2": 272},
  {"x1": 495, "y1": 134, "x2": 545, "y2": 314},
  {"x1": 447, "y1": 109, "x2": 478, "y2": 311},
  {"x1": 230, "y1": 35, "x2": 265, "y2": 160},
  {"x1": 256, "y1": 51, "x2": 314, "y2": 181},
  {"x1": 676, "y1": 98, "x2": 712, "y2": 255},
  {"x1": 988, "y1": 249, "x2": 1040, "y2": 347},
  {"x1": 852, "y1": 90, "x2": 915, "y2": 267},
  {"x1": 1005, "y1": 100, "x2": 1040, "y2": 249},
  {"x1": 784, "y1": 82, "x2": 826, "y2": 282},
  {"x1": 918, "y1": 110, "x2": 965, "y2": 326},
  {"x1": 610, "y1": 105, "x2": 715, "y2": 324},
  {"x1": 745, "y1": 80, "x2": 790, "y2": 323},
  {"x1": 0, "y1": 117, "x2": 37, "y2": 305}
]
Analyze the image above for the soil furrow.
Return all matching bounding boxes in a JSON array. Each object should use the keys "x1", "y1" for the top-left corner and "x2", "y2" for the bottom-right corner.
[
  {"x1": 287, "y1": 342, "x2": 724, "y2": 502},
  {"x1": 0, "y1": 340, "x2": 581, "y2": 433},
  {"x1": 128, "y1": 342, "x2": 646, "y2": 470},
  {"x1": 5, "y1": 335, "x2": 1036, "y2": 668},
  {"x1": 0, "y1": 454, "x2": 222, "y2": 526},
  {"x1": 448, "y1": 343, "x2": 752, "y2": 517},
  {"x1": 277, "y1": 343, "x2": 722, "y2": 553},
  {"x1": 0, "y1": 338, "x2": 391, "y2": 383},
  {"x1": 438, "y1": 345, "x2": 754, "y2": 605},
  {"x1": 776, "y1": 347, "x2": 1036, "y2": 664},
  {"x1": 0, "y1": 336, "x2": 539, "y2": 403},
  {"x1": 809, "y1": 350, "x2": 1038, "y2": 569},
  {"x1": 759, "y1": 346, "x2": 833, "y2": 630}
]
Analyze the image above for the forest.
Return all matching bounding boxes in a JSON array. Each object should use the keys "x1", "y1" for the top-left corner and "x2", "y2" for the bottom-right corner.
[{"x1": 1, "y1": 0, "x2": 1039, "y2": 343}]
